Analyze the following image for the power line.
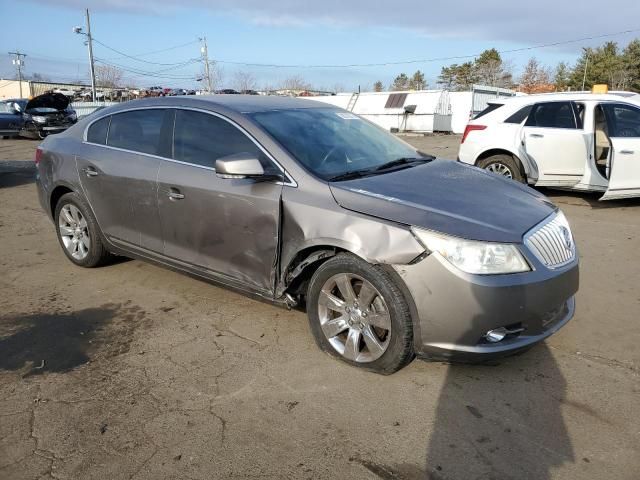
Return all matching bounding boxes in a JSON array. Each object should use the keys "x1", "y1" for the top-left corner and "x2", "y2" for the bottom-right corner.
[
  {"x1": 94, "y1": 56, "x2": 201, "y2": 75},
  {"x1": 94, "y1": 58, "x2": 199, "y2": 80},
  {"x1": 92, "y1": 38, "x2": 201, "y2": 66},
  {"x1": 211, "y1": 27, "x2": 640, "y2": 69}
]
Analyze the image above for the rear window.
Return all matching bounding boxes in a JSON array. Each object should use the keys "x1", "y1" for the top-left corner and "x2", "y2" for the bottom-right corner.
[
  {"x1": 504, "y1": 105, "x2": 533, "y2": 124},
  {"x1": 473, "y1": 103, "x2": 503, "y2": 119},
  {"x1": 86, "y1": 116, "x2": 110, "y2": 145},
  {"x1": 107, "y1": 109, "x2": 166, "y2": 155}
]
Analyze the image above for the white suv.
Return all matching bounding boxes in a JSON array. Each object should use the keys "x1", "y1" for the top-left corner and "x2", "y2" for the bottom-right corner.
[{"x1": 458, "y1": 92, "x2": 640, "y2": 200}]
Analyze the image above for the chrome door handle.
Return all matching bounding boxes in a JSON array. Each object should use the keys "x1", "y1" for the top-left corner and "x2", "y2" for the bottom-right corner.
[
  {"x1": 83, "y1": 167, "x2": 98, "y2": 177},
  {"x1": 620, "y1": 150, "x2": 634, "y2": 155},
  {"x1": 529, "y1": 133, "x2": 544, "y2": 138},
  {"x1": 168, "y1": 190, "x2": 185, "y2": 200}
]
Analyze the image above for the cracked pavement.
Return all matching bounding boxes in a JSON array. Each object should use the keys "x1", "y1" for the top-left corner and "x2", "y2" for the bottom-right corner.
[{"x1": 0, "y1": 136, "x2": 639, "y2": 479}]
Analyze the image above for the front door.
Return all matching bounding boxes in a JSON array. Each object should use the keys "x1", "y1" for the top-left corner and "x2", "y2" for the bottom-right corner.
[
  {"x1": 521, "y1": 101, "x2": 588, "y2": 186},
  {"x1": 156, "y1": 109, "x2": 283, "y2": 294},
  {"x1": 600, "y1": 103, "x2": 640, "y2": 200},
  {"x1": 77, "y1": 109, "x2": 172, "y2": 252}
]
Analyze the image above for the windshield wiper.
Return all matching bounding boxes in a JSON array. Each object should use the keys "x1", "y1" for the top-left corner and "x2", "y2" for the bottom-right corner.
[
  {"x1": 328, "y1": 155, "x2": 436, "y2": 182},
  {"x1": 373, "y1": 155, "x2": 435, "y2": 172},
  {"x1": 328, "y1": 169, "x2": 376, "y2": 182}
]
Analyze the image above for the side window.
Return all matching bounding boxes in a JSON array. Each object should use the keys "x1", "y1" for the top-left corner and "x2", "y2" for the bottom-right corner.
[
  {"x1": 525, "y1": 102, "x2": 577, "y2": 129},
  {"x1": 107, "y1": 109, "x2": 166, "y2": 155},
  {"x1": 504, "y1": 105, "x2": 533, "y2": 124},
  {"x1": 173, "y1": 109, "x2": 273, "y2": 171},
  {"x1": 86, "y1": 116, "x2": 110, "y2": 145},
  {"x1": 602, "y1": 103, "x2": 640, "y2": 138}
]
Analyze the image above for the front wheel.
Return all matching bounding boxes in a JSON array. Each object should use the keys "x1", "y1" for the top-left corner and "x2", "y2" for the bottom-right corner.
[
  {"x1": 306, "y1": 253, "x2": 414, "y2": 374},
  {"x1": 477, "y1": 154, "x2": 525, "y2": 183}
]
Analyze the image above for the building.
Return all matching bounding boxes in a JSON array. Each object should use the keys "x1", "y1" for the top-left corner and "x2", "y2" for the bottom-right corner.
[{"x1": 0, "y1": 79, "x2": 90, "y2": 100}]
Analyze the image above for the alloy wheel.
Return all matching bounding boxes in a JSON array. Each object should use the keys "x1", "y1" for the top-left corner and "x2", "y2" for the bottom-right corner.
[
  {"x1": 317, "y1": 273, "x2": 391, "y2": 363},
  {"x1": 58, "y1": 203, "x2": 90, "y2": 260},
  {"x1": 486, "y1": 162, "x2": 513, "y2": 179}
]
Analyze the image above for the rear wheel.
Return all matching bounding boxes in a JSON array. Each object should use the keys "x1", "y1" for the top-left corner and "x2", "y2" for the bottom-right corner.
[
  {"x1": 478, "y1": 154, "x2": 525, "y2": 183},
  {"x1": 54, "y1": 192, "x2": 111, "y2": 267},
  {"x1": 306, "y1": 253, "x2": 414, "y2": 374}
]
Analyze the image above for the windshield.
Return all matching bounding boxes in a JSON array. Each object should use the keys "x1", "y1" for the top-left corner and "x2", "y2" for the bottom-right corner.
[
  {"x1": 0, "y1": 101, "x2": 23, "y2": 114},
  {"x1": 250, "y1": 108, "x2": 421, "y2": 180}
]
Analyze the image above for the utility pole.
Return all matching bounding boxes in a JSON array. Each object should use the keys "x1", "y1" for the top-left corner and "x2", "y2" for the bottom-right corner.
[
  {"x1": 581, "y1": 54, "x2": 589, "y2": 92},
  {"x1": 200, "y1": 37, "x2": 213, "y2": 94},
  {"x1": 85, "y1": 9, "x2": 97, "y2": 102},
  {"x1": 8, "y1": 51, "x2": 26, "y2": 98}
]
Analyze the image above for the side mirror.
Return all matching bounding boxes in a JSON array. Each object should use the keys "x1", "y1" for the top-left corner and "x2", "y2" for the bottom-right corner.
[{"x1": 215, "y1": 152, "x2": 268, "y2": 179}]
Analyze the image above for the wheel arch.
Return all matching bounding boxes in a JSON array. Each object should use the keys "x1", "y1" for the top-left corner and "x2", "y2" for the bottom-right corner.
[
  {"x1": 279, "y1": 245, "x2": 348, "y2": 300},
  {"x1": 49, "y1": 183, "x2": 76, "y2": 217},
  {"x1": 475, "y1": 148, "x2": 533, "y2": 181}
]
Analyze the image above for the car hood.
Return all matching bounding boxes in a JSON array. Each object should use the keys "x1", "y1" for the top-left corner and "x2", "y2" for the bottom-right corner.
[
  {"x1": 25, "y1": 92, "x2": 70, "y2": 112},
  {"x1": 329, "y1": 159, "x2": 556, "y2": 243}
]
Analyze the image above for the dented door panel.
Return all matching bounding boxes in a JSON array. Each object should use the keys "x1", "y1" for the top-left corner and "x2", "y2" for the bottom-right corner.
[{"x1": 157, "y1": 161, "x2": 282, "y2": 293}]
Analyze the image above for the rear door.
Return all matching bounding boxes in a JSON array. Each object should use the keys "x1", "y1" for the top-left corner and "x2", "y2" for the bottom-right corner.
[
  {"x1": 156, "y1": 109, "x2": 284, "y2": 294},
  {"x1": 521, "y1": 101, "x2": 588, "y2": 186},
  {"x1": 77, "y1": 109, "x2": 172, "y2": 252},
  {"x1": 600, "y1": 103, "x2": 640, "y2": 200}
]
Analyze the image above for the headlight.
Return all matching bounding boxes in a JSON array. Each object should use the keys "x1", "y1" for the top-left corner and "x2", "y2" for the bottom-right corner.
[
  {"x1": 411, "y1": 228, "x2": 530, "y2": 275},
  {"x1": 32, "y1": 115, "x2": 47, "y2": 123}
]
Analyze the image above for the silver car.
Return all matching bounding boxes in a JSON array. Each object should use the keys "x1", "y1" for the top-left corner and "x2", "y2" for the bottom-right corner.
[{"x1": 35, "y1": 96, "x2": 579, "y2": 374}]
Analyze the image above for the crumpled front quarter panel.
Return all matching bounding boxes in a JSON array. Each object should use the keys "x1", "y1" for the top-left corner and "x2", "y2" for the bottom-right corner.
[{"x1": 280, "y1": 184, "x2": 425, "y2": 274}]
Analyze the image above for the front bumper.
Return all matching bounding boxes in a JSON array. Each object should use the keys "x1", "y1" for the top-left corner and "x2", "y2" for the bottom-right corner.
[
  {"x1": 393, "y1": 252, "x2": 579, "y2": 362},
  {"x1": 21, "y1": 120, "x2": 75, "y2": 137}
]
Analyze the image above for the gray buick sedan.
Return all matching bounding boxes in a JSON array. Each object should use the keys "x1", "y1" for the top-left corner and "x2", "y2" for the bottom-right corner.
[{"x1": 35, "y1": 96, "x2": 579, "y2": 374}]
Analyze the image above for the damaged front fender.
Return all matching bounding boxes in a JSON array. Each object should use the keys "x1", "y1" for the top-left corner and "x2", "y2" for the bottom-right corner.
[{"x1": 277, "y1": 184, "x2": 425, "y2": 296}]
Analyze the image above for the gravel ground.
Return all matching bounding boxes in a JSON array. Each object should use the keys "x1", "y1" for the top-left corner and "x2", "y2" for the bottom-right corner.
[{"x1": 0, "y1": 135, "x2": 639, "y2": 480}]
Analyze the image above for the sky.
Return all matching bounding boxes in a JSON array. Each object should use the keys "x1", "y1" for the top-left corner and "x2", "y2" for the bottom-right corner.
[{"x1": 1, "y1": 0, "x2": 639, "y2": 91}]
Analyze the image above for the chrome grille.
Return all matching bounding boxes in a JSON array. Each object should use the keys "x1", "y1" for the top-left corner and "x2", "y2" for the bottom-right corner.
[{"x1": 525, "y1": 212, "x2": 576, "y2": 268}]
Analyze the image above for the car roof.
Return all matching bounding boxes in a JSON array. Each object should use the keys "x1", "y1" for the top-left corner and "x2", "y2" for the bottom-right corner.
[
  {"x1": 105, "y1": 94, "x2": 330, "y2": 114},
  {"x1": 495, "y1": 91, "x2": 640, "y2": 106}
]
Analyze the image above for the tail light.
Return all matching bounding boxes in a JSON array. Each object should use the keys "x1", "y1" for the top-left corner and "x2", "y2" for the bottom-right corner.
[
  {"x1": 35, "y1": 147, "x2": 43, "y2": 166},
  {"x1": 461, "y1": 124, "x2": 487, "y2": 144}
]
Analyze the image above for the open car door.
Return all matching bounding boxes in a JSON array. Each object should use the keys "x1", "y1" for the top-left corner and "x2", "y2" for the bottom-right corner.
[
  {"x1": 600, "y1": 103, "x2": 640, "y2": 200},
  {"x1": 521, "y1": 101, "x2": 587, "y2": 187}
]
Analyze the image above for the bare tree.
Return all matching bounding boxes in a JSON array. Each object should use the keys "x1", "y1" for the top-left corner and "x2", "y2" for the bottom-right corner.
[
  {"x1": 373, "y1": 80, "x2": 384, "y2": 92},
  {"x1": 280, "y1": 75, "x2": 311, "y2": 91},
  {"x1": 94, "y1": 64, "x2": 123, "y2": 88},
  {"x1": 199, "y1": 61, "x2": 224, "y2": 92},
  {"x1": 233, "y1": 70, "x2": 257, "y2": 92},
  {"x1": 519, "y1": 57, "x2": 552, "y2": 93}
]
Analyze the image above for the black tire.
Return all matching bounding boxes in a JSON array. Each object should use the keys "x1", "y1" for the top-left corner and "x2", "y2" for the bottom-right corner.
[
  {"x1": 477, "y1": 154, "x2": 525, "y2": 183},
  {"x1": 54, "y1": 192, "x2": 111, "y2": 268},
  {"x1": 306, "y1": 253, "x2": 414, "y2": 374}
]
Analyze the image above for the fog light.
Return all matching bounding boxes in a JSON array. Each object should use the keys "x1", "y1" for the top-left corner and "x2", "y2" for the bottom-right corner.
[{"x1": 485, "y1": 328, "x2": 508, "y2": 343}]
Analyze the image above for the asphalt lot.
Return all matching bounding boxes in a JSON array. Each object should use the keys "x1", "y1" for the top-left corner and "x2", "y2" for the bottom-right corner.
[{"x1": 1, "y1": 135, "x2": 639, "y2": 480}]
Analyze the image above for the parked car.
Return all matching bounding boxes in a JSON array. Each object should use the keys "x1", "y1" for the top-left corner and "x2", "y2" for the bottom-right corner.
[
  {"x1": 35, "y1": 96, "x2": 578, "y2": 374},
  {"x1": 168, "y1": 88, "x2": 188, "y2": 96},
  {"x1": 0, "y1": 99, "x2": 26, "y2": 138},
  {"x1": 216, "y1": 89, "x2": 240, "y2": 95},
  {"x1": 458, "y1": 91, "x2": 640, "y2": 200},
  {"x1": 20, "y1": 92, "x2": 77, "y2": 139},
  {"x1": 53, "y1": 88, "x2": 78, "y2": 97}
]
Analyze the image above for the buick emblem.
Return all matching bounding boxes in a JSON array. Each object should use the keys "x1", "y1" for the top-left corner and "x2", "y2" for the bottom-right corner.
[{"x1": 560, "y1": 226, "x2": 572, "y2": 251}]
